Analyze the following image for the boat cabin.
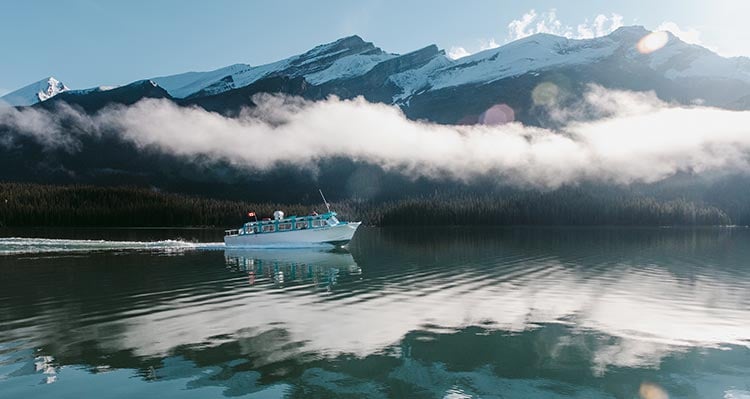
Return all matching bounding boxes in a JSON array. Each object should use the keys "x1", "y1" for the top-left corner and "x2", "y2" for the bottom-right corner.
[{"x1": 225, "y1": 212, "x2": 340, "y2": 237}]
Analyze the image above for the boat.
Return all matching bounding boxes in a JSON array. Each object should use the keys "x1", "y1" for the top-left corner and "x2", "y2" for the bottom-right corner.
[{"x1": 224, "y1": 191, "x2": 361, "y2": 248}]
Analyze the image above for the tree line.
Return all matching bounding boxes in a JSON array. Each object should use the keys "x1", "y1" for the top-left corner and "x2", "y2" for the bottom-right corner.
[
  {"x1": 352, "y1": 190, "x2": 732, "y2": 226},
  {"x1": 0, "y1": 182, "x2": 732, "y2": 227},
  {"x1": 0, "y1": 183, "x2": 312, "y2": 227}
]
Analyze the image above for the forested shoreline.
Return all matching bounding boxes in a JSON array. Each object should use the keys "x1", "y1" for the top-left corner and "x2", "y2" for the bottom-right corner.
[{"x1": 0, "y1": 182, "x2": 735, "y2": 227}]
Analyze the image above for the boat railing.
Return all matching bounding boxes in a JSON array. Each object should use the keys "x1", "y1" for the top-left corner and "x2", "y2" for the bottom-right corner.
[{"x1": 228, "y1": 212, "x2": 339, "y2": 236}]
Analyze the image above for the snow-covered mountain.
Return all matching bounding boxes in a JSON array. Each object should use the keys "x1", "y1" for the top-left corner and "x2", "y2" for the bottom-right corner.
[
  {"x1": 146, "y1": 26, "x2": 750, "y2": 107},
  {"x1": 7, "y1": 26, "x2": 750, "y2": 122},
  {"x1": 153, "y1": 36, "x2": 396, "y2": 98},
  {"x1": 151, "y1": 32, "x2": 617, "y2": 100},
  {"x1": 1, "y1": 77, "x2": 69, "y2": 106}
]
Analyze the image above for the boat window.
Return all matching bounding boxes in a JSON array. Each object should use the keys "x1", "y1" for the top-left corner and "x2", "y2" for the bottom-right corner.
[
  {"x1": 295, "y1": 221, "x2": 308, "y2": 229},
  {"x1": 262, "y1": 224, "x2": 275, "y2": 233},
  {"x1": 328, "y1": 216, "x2": 339, "y2": 225},
  {"x1": 312, "y1": 219, "x2": 325, "y2": 227},
  {"x1": 278, "y1": 223, "x2": 292, "y2": 231}
]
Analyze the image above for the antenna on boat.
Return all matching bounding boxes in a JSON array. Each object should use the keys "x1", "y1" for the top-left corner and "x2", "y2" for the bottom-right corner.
[{"x1": 319, "y1": 189, "x2": 332, "y2": 213}]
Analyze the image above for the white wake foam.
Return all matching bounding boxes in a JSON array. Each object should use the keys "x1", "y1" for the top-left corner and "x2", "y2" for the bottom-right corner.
[{"x1": 0, "y1": 237, "x2": 225, "y2": 255}]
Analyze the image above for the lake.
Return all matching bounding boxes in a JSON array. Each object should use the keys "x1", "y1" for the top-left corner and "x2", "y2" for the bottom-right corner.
[{"x1": 0, "y1": 227, "x2": 749, "y2": 398}]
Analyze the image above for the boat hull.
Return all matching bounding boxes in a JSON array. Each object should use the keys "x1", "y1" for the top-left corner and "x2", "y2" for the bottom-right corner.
[{"x1": 224, "y1": 222, "x2": 361, "y2": 247}]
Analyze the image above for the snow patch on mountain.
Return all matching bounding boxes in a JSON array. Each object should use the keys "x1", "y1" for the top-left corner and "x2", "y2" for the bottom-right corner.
[
  {"x1": 666, "y1": 55, "x2": 750, "y2": 83},
  {"x1": 201, "y1": 59, "x2": 293, "y2": 97},
  {"x1": 67, "y1": 85, "x2": 119, "y2": 96},
  {"x1": 389, "y1": 55, "x2": 454, "y2": 102},
  {"x1": 428, "y1": 33, "x2": 617, "y2": 91},
  {"x1": 305, "y1": 53, "x2": 396, "y2": 84},
  {"x1": 296, "y1": 48, "x2": 350, "y2": 67},
  {"x1": 153, "y1": 64, "x2": 253, "y2": 98},
  {"x1": 656, "y1": 45, "x2": 750, "y2": 84},
  {"x1": 0, "y1": 77, "x2": 69, "y2": 106},
  {"x1": 625, "y1": 32, "x2": 750, "y2": 85}
]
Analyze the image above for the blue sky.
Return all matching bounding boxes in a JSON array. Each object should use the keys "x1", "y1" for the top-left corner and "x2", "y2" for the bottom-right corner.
[{"x1": 1, "y1": 0, "x2": 748, "y2": 94}]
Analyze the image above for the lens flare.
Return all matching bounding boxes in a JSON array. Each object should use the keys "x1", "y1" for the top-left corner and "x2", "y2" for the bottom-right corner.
[
  {"x1": 639, "y1": 382, "x2": 669, "y2": 399},
  {"x1": 532, "y1": 82, "x2": 561, "y2": 107},
  {"x1": 637, "y1": 31, "x2": 669, "y2": 54},
  {"x1": 479, "y1": 104, "x2": 515, "y2": 125}
]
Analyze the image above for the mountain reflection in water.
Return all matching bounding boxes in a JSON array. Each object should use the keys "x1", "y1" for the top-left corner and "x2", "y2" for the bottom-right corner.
[{"x1": 0, "y1": 227, "x2": 749, "y2": 398}]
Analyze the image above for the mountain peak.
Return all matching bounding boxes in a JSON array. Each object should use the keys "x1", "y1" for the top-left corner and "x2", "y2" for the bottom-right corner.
[
  {"x1": 608, "y1": 25, "x2": 651, "y2": 39},
  {"x1": 0, "y1": 76, "x2": 69, "y2": 106},
  {"x1": 42, "y1": 76, "x2": 59, "y2": 85},
  {"x1": 299, "y1": 34, "x2": 376, "y2": 60},
  {"x1": 333, "y1": 34, "x2": 365, "y2": 45},
  {"x1": 155, "y1": 34, "x2": 392, "y2": 98}
]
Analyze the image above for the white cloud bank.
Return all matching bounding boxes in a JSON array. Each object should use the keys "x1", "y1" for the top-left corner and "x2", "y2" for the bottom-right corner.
[{"x1": 2, "y1": 87, "x2": 750, "y2": 188}]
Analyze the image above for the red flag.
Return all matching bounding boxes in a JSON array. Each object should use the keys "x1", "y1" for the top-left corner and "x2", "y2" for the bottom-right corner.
[{"x1": 247, "y1": 211, "x2": 256, "y2": 217}]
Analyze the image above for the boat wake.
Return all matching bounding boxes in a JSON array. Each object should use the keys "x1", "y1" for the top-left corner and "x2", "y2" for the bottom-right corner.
[{"x1": 0, "y1": 237, "x2": 226, "y2": 255}]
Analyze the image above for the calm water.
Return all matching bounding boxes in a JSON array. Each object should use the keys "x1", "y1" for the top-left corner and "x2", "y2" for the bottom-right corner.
[{"x1": 0, "y1": 227, "x2": 749, "y2": 398}]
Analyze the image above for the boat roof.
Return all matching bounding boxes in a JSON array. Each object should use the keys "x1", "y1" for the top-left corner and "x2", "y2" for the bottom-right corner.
[{"x1": 245, "y1": 212, "x2": 336, "y2": 226}]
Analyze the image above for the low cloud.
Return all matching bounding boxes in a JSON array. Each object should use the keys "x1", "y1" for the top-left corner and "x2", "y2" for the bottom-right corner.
[
  {"x1": 2, "y1": 86, "x2": 750, "y2": 188},
  {"x1": 447, "y1": 46, "x2": 471, "y2": 60},
  {"x1": 478, "y1": 38, "x2": 500, "y2": 51},
  {"x1": 656, "y1": 21, "x2": 703, "y2": 46},
  {"x1": 448, "y1": 39, "x2": 499, "y2": 60},
  {"x1": 655, "y1": 22, "x2": 744, "y2": 57},
  {"x1": 452, "y1": 9, "x2": 624, "y2": 59},
  {"x1": 507, "y1": 9, "x2": 624, "y2": 41},
  {"x1": 0, "y1": 102, "x2": 94, "y2": 151}
]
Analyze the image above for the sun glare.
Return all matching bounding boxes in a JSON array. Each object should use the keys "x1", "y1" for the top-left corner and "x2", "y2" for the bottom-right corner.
[
  {"x1": 479, "y1": 103, "x2": 515, "y2": 125},
  {"x1": 637, "y1": 31, "x2": 669, "y2": 54}
]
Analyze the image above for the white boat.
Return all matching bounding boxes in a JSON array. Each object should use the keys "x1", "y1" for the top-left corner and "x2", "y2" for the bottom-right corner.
[
  {"x1": 225, "y1": 191, "x2": 361, "y2": 248},
  {"x1": 224, "y1": 211, "x2": 361, "y2": 247}
]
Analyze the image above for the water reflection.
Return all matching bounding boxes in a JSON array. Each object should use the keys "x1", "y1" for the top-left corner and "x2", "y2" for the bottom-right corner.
[
  {"x1": 1, "y1": 227, "x2": 749, "y2": 398},
  {"x1": 224, "y1": 248, "x2": 361, "y2": 290}
]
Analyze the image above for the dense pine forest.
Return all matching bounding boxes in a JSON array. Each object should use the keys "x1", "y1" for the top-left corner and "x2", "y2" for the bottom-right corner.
[{"x1": 0, "y1": 182, "x2": 734, "y2": 227}]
